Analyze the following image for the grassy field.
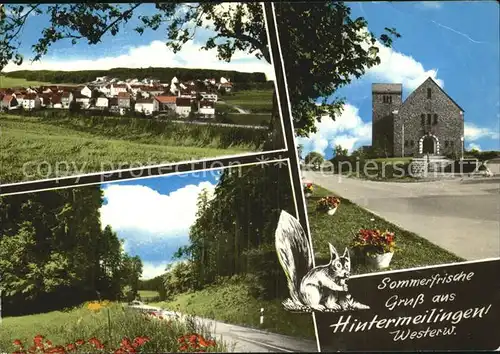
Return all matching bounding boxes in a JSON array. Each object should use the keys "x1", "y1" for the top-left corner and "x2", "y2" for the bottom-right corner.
[
  {"x1": 0, "y1": 114, "x2": 266, "y2": 183},
  {"x1": 0, "y1": 301, "x2": 227, "y2": 353},
  {"x1": 0, "y1": 75, "x2": 52, "y2": 88},
  {"x1": 308, "y1": 185, "x2": 464, "y2": 270},
  {"x1": 138, "y1": 290, "x2": 160, "y2": 301},
  {"x1": 151, "y1": 279, "x2": 317, "y2": 340},
  {"x1": 226, "y1": 113, "x2": 271, "y2": 126},
  {"x1": 222, "y1": 90, "x2": 273, "y2": 113},
  {"x1": 369, "y1": 157, "x2": 413, "y2": 163}
]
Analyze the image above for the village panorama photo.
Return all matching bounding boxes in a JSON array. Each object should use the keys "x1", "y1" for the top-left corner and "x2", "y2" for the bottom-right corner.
[{"x1": 0, "y1": 3, "x2": 283, "y2": 184}]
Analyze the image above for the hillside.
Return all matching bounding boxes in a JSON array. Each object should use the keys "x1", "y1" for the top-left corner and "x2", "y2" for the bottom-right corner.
[{"x1": 1, "y1": 67, "x2": 269, "y2": 86}]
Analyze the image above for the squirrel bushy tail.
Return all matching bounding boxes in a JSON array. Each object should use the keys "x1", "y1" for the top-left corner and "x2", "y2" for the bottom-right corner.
[{"x1": 275, "y1": 210, "x2": 314, "y2": 307}]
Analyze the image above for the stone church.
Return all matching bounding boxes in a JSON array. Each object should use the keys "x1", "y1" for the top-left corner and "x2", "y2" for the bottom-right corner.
[{"x1": 371, "y1": 77, "x2": 464, "y2": 157}]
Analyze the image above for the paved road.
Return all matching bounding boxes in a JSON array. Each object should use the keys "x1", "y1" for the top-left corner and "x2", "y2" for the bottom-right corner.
[
  {"x1": 195, "y1": 317, "x2": 318, "y2": 352},
  {"x1": 304, "y1": 171, "x2": 500, "y2": 260},
  {"x1": 133, "y1": 305, "x2": 318, "y2": 352},
  {"x1": 169, "y1": 119, "x2": 267, "y2": 130}
]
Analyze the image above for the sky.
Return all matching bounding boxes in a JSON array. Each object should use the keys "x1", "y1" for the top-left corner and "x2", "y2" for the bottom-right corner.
[
  {"x1": 297, "y1": 1, "x2": 500, "y2": 159},
  {"x1": 100, "y1": 170, "x2": 220, "y2": 280},
  {"x1": 2, "y1": 3, "x2": 275, "y2": 80}
]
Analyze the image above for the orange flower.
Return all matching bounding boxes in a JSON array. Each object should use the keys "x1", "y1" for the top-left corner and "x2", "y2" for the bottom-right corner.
[
  {"x1": 88, "y1": 337, "x2": 105, "y2": 350},
  {"x1": 66, "y1": 343, "x2": 76, "y2": 352},
  {"x1": 133, "y1": 336, "x2": 150, "y2": 347},
  {"x1": 13, "y1": 339, "x2": 23, "y2": 347}
]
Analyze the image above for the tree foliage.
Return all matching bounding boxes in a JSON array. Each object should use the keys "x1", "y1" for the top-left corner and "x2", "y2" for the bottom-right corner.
[
  {"x1": 304, "y1": 151, "x2": 324, "y2": 165},
  {"x1": 0, "y1": 187, "x2": 142, "y2": 315}
]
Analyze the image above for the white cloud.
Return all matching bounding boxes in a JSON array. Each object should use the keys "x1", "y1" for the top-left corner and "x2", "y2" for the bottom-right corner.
[
  {"x1": 467, "y1": 143, "x2": 481, "y2": 151},
  {"x1": 100, "y1": 181, "x2": 216, "y2": 242},
  {"x1": 141, "y1": 261, "x2": 170, "y2": 280},
  {"x1": 3, "y1": 39, "x2": 275, "y2": 81},
  {"x1": 464, "y1": 122, "x2": 500, "y2": 141},
  {"x1": 297, "y1": 103, "x2": 371, "y2": 157},
  {"x1": 366, "y1": 40, "x2": 444, "y2": 90}
]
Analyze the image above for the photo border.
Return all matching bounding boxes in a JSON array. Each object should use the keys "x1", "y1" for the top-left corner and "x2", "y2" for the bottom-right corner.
[{"x1": 0, "y1": 2, "x2": 289, "y2": 195}]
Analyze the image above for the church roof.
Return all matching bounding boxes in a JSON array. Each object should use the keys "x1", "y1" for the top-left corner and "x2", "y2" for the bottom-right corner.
[
  {"x1": 422, "y1": 77, "x2": 464, "y2": 112},
  {"x1": 372, "y1": 83, "x2": 402, "y2": 93}
]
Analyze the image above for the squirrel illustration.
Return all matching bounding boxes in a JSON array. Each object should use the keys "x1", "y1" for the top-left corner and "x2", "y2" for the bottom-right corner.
[{"x1": 275, "y1": 210, "x2": 370, "y2": 313}]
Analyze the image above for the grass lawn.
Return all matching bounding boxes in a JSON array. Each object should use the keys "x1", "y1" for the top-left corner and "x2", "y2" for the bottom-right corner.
[
  {"x1": 369, "y1": 157, "x2": 413, "y2": 163},
  {"x1": 308, "y1": 185, "x2": 464, "y2": 272},
  {"x1": 226, "y1": 113, "x2": 271, "y2": 126},
  {"x1": 0, "y1": 114, "x2": 263, "y2": 183},
  {"x1": 0, "y1": 76, "x2": 52, "y2": 88},
  {"x1": 138, "y1": 290, "x2": 160, "y2": 301},
  {"x1": 0, "y1": 302, "x2": 227, "y2": 353},
  {"x1": 222, "y1": 90, "x2": 273, "y2": 113},
  {"x1": 151, "y1": 279, "x2": 317, "y2": 341}
]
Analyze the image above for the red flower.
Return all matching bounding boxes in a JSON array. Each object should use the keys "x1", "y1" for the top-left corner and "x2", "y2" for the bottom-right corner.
[
  {"x1": 88, "y1": 337, "x2": 105, "y2": 350},
  {"x1": 45, "y1": 340, "x2": 53, "y2": 348},
  {"x1": 74, "y1": 340, "x2": 85, "y2": 346},
  {"x1": 66, "y1": 343, "x2": 76, "y2": 352},
  {"x1": 13, "y1": 339, "x2": 23, "y2": 347},
  {"x1": 179, "y1": 345, "x2": 188, "y2": 352},
  {"x1": 33, "y1": 335, "x2": 45, "y2": 348},
  {"x1": 177, "y1": 336, "x2": 186, "y2": 344},
  {"x1": 189, "y1": 334, "x2": 198, "y2": 344},
  {"x1": 133, "y1": 336, "x2": 150, "y2": 347},
  {"x1": 45, "y1": 345, "x2": 66, "y2": 354}
]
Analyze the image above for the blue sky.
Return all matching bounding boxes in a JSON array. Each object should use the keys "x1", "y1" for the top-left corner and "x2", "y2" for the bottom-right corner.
[
  {"x1": 298, "y1": 1, "x2": 500, "y2": 159},
  {"x1": 100, "y1": 170, "x2": 220, "y2": 279},
  {"x1": 3, "y1": 3, "x2": 275, "y2": 79}
]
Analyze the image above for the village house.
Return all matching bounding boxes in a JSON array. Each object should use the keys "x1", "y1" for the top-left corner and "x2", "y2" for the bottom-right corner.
[
  {"x1": 96, "y1": 96, "x2": 109, "y2": 110},
  {"x1": 154, "y1": 96, "x2": 177, "y2": 112},
  {"x1": 197, "y1": 99, "x2": 215, "y2": 118},
  {"x1": 109, "y1": 97, "x2": 119, "y2": 111},
  {"x1": 1, "y1": 94, "x2": 19, "y2": 110},
  {"x1": 61, "y1": 92, "x2": 73, "y2": 109},
  {"x1": 51, "y1": 95, "x2": 63, "y2": 109},
  {"x1": 22, "y1": 93, "x2": 41, "y2": 110},
  {"x1": 200, "y1": 92, "x2": 218, "y2": 102},
  {"x1": 117, "y1": 92, "x2": 131, "y2": 109},
  {"x1": 134, "y1": 98, "x2": 155, "y2": 115},
  {"x1": 73, "y1": 92, "x2": 91, "y2": 109},
  {"x1": 110, "y1": 84, "x2": 128, "y2": 97},
  {"x1": 77, "y1": 85, "x2": 92, "y2": 98},
  {"x1": 175, "y1": 97, "x2": 192, "y2": 117},
  {"x1": 39, "y1": 93, "x2": 52, "y2": 108},
  {"x1": 371, "y1": 77, "x2": 464, "y2": 158}
]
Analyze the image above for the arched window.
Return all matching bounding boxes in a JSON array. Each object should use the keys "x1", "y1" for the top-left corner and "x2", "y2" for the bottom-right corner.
[
  {"x1": 427, "y1": 88, "x2": 432, "y2": 99},
  {"x1": 427, "y1": 114, "x2": 431, "y2": 125},
  {"x1": 421, "y1": 114, "x2": 425, "y2": 125},
  {"x1": 433, "y1": 114, "x2": 438, "y2": 124}
]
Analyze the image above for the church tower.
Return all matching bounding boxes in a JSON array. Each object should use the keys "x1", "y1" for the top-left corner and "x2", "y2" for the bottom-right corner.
[{"x1": 371, "y1": 83, "x2": 403, "y2": 156}]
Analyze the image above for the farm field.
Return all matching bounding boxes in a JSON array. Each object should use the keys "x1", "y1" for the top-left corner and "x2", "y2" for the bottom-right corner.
[
  {"x1": 0, "y1": 114, "x2": 266, "y2": 183},
  {"x1": 0, "y1": 75, "x2": 68, "y2": 88},
  {"x1": 222, "y1": 89, "x2": 273, "y2": 113}
]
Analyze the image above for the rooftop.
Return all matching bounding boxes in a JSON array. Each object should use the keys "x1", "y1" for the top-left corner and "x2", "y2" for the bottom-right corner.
[{"x1": 372, "y1": 83, "x2": 403, "y2": 93}]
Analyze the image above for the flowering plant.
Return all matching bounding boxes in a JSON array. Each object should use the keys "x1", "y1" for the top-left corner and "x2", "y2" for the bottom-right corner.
[
  {"x1": 350, "y1": 229, "x2": 396, "y2": 255},
  {"x1": 12, "y1": 334, "x2": 150, "y2": 354},
  {"x1": 177, "y1": 333, "x2": 217, "y2": 352},
  {"x1": 316, "y1": 196, "x2": 341, "y2": 211},
  {"x1": 303, "y1": 183, "x2": 314, "y2": 195}
]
